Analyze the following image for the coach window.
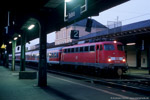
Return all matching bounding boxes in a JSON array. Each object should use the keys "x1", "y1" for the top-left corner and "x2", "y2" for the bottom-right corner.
[
  {"x1": 57, "y1": 52, "x2": 59, "y2": 58},
  {"x1": 49, "y1": 53, "x2": 51, "y2": 58},
  {"x1": 17, "y1": 47, "x2": 20, "y2": 51},
  {"x1": 85, "y1": 46, "x2": 89, "y2": 52},
  {"x1": 90, "y1": 46, "x2": 95, "y2": 51},
  {"x1": 54, "y1": 53, "x2": 57, "y2": 58},
  {"x1": 65, "y1": 49, "x2": 68, "y2": 53},
  {"x1": 51, "y1": 53, "x2": 54, "y2": 58},
  {"x1": 100, "y1": 45, "x2": 103, "y2": 51},
  {"x1": 53, "y1": 53, "x2": 55, "y2": 58}
]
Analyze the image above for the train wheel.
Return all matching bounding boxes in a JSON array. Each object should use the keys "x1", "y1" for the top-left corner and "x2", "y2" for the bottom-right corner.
[{"x1": 117, "y1": 68, "x2": 123, "y2": 76}]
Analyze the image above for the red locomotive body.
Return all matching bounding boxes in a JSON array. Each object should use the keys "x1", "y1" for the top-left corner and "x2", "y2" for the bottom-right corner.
[{"x1": 61, "y1": 41, "x2": 128, "y2": 74}]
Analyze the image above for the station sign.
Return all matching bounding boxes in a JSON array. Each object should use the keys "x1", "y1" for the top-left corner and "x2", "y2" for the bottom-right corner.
[
  {"x1": 67, "y1": 6, "x2": 81, "y2": 22},
  {"x1": 1, "y1": 43, "x2": 6, "y2": 49},
  {"x1": 70, "y1": 30, "x2": 79, "y2": 39}
]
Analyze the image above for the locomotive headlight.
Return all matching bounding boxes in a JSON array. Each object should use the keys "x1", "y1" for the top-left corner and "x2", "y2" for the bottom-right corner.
[
  {"x1": 122, "y1": 56, "x2": 126, "y2": 62},
  {"x1": 122, "y1": 59, "x2": 126, "y2": 62},
  {"x1": 108, "y1": 58, "x2": 111, "y2": 62}
]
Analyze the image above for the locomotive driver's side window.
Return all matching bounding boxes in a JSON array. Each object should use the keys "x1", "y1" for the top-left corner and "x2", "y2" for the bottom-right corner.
[
  {"x1": 117, "y1": 44, "x2": 124, "y2": 51},
  {"x1": 104, "y1": 44, "x2": 115, "y2": 50}
]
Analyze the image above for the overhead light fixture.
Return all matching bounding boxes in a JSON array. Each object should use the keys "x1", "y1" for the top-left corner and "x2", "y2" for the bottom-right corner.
[
  {"x1": 28, "y1": 24, "x2": 35, "y2": 30},
  {"x1": 126, "y1": 43, "x2": 136, "y2": 46},
  {"x1": 18, "y1": 34, "x2": 21, "y2": 37},
  {"x1": 14, "y1": 37, "x2": 18, "y2": 40},
  {"x1": 65, "y1": 0, "x2": 71, "y2": 2},
  {"x1": 113, "y1": 40, "x2": 117, "y2": 43},
  {"x1": 9, "y1": 41, "x2": 12, "y2": 44}
]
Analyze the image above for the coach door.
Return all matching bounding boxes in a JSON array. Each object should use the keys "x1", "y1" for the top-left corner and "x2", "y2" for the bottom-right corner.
[{"x1": 96, "y1": 45, "x2": 100, "y2": 63}]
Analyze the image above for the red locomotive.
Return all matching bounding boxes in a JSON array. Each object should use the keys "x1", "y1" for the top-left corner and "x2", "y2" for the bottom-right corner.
[
  {"x1": 9, "y1": 41, "x2": 128, "y2": 76},
  {"x1": 61, "y1": 41, "x2": 127, "y2": 75}
]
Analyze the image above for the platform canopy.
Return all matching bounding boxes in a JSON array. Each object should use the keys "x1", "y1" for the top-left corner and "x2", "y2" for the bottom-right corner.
[{"x1": 0, "y1": 0, "x2": 129, "y2": 47}]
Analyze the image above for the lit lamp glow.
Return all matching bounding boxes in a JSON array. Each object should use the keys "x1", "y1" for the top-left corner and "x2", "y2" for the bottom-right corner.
[
  {"x1": 126, "y1": 43, "x2": 136, "y2": 46},
  {"x1": 18, "y1": 34, "x2": 21, "y2": 37},
  {"x1": 9, "y1": 41, "x2": 12, "y2": 44},
  {"x1": 65, "y1": 0, "x2": 71, "y2": 2},
  {"x1": 14, "y1": 37, "x2": 18, "y2": 40},
  {"x1": 28, "y1": 24, "x2": 35, "y2": 30},
  {"x1": 113, "y1": 40, "x2": 117, "y2": 43}
]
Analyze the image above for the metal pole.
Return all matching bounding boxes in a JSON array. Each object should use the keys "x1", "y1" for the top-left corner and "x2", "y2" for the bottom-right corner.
[
  {"x1": 8, "y1": 11, "x2": 10, "y2": 26},
  {"x1": 5, "y1": 47, "x2": 9, "y2": 68},
  {"x1": 147, "y1": 42, "x2": 150, "y2": 74},
  {"x1": 37, "y1": 20, "x2": 47, "y2": 87},
  {"x1": 12, "y1": 40, "x2": 16, "y2": 71},
  {"x1": 136, "y1": 42, "x2": 141, "y2": 68},
  {"x1": 20, "y1": 32, "x2": 26, "y2": 71}
]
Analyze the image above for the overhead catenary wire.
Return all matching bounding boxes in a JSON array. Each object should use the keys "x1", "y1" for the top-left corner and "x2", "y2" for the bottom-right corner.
[{"x1": 121, "y1": 13, "x2": 150, "y2": 22}]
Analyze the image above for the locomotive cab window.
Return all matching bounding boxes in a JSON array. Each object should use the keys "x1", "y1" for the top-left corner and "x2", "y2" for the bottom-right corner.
[
  {"x1": 104, "y1": 44, "x2": 115, "y2": 50},
  {"x1": 117, "y1": 45, "x2": 124, "y2": 51}
]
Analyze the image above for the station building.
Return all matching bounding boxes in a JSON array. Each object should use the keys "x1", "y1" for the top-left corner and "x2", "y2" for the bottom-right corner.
[{"x1": 55, "y1": 18, "x2": 107, "y2": 45}]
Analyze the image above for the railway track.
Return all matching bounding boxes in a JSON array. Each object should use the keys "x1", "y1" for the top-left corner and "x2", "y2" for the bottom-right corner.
[
  {"x1": 25, "y1": 65, "x2": 150, "y2": 96},
  {"x1": 11, "y1": 64, "x2": 150, "y2": 96}
]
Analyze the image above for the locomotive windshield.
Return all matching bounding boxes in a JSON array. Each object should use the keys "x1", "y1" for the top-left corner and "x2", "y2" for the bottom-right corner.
[
  {"x1": 104, "y1": 44, "x2": 115, "y2": 50},
  {"x1": 117, "y1": 44, "x2": 124, "y2": 51}
]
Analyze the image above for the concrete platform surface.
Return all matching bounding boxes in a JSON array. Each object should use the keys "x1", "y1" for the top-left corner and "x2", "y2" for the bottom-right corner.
[
  {"x1": 125, "y1": 68, "x2": 150, "y2": 79},
  {"x1": 0, "y1": 66, "x2": 149, "y2": 100}
]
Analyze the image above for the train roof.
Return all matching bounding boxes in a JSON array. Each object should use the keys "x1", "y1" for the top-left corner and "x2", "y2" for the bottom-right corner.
[
  {"x1": 47, "y1": 46, "x2": 64, "y2": 51},
  {"x1": 63, "y1": 41, "x2": 123, "y2": 49}
]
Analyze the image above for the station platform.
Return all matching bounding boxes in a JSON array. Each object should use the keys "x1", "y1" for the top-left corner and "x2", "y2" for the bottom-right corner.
[
  {"x1": 1, "y1": 66, "x2": 148, "y2": 100},
  {"x1": 125, "y1": 68, "x2": 150, "y2": 79}
]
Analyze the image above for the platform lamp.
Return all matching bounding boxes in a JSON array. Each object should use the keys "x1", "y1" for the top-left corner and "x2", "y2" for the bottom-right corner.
[
  {"x1": 65, "y1": 0, "x2": 72, "y2": 2},
  {"x1": 28, "y1": 24, "x2": 35, "y2": 30}
]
